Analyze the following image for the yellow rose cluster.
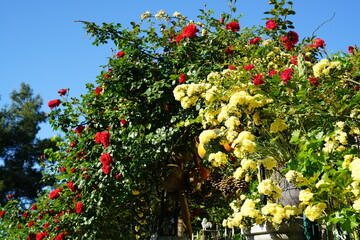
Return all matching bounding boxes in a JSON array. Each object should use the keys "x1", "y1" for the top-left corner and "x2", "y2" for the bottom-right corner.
[
  {"x1": 231, "y1": 131, "x2": 257, "y2": 158},
  {"x1": 208, "y1": 151, "x2": 228, "y2": 167},
  {"x1": 173, "y1": 83, "x2": 211, "y2": 109},
  {"x1": 223, "y1": 199, "x2": 264, "y2": 229},
  {"x1": 313, "y1": 59, "x2": 341, "y2": 77},
  {"x1": 285, "y1": 170, "x2": 307, "y2": 185},
  {"x1": 261, "y1": 203, "x2": 301, "y2": 226},
  {"x1": 257, "y1": 179, "x2": 282, "y2": 200},
  {"x1": 323, "y1": 122, "x2": 348, "y2": 153},
  {"x1": 303, "y1": 203, "x2": 327, "y2": 222}
]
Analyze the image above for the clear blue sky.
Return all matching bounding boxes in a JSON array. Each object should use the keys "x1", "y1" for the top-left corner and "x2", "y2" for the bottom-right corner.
[{"x1": 1, "y1": 0, "x2": 359, "y2": 139}]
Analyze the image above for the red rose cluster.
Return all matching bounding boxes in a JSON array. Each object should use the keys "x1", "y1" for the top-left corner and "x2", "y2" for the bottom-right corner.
[
  {"x1": 95, "y1": 131, "x2": 110, "y2": 148},
  {"x1": 266, "y1": 19, "x2": 277, "y2": 30},
  {"x1": 49, "y1": 188, "x2": 62, "y2": 200},
  {"x1": 75, "y1": 202, "x2": 83, "y2": 214},
  {"x1": 75, "y1": 125, "x2": 85, "y2": 135},
  {"x1": 55, "y1": 232, "x2": 66, "y2": 240},
  {"x1": 244, "y1": 64, "x2": 255, "y2": 71},
  {"x1": 95, "y1": 86, "x2": 102, "y2": 95},
  {"x1": 100, "y1": 153, "x2": 113, "y2": 174},
  {"x1": 280, "y1": 31, "x2": 299, "y2": 51},
  {"x1": 248, "y1": 37, "x2": 262, "y2": 45},
  {"x1": 66, "y1": 181, "x2": 78, "y2": 192},
  {"x1": 176, "y1": 24, "x2": 199, "y2": 44},
  {"x1": 226, "y1": 22, "x2": 240, "y2": 32},
  {"x1": 280, "y1": 68, "x2": 293, "y2": 84},
  {"x1": 307, "y1": 38, "x2": 326, "y2": 49},
  {"x1": 179, "y1": 73, "x2": 186, "y2": 83},
  {"x1": 0, "y1": 210, "x2": 5, "y2": 218},
  {"x1": 36, "y1": 232, "x2": 49, "y2": 240},
  {"x1": 48, "y1": 99, "x2": 61, "y2": 109},
  {"x1": 252, "y1": 74, "x2": 264, "y2": 86},
  {"x1": 225, "y1": 46, "x2": 235, "y2": 55}
]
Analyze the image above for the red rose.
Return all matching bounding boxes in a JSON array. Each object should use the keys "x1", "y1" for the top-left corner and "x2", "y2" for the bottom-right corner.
[
  {"x1": 100, "y1": 153, "x2": 113, "y2": 165},
  {"x1": 116, "y1": 174, "x2": 121, "y2": 179},
  {"x1": 0, "y1": 210, "x2": 6, "y2": 218},
  {"x1": 175, "y1": 34, "x2": 184, "y2": 44},
  {"x1": 308, "y1": 77, "x2": 320, "y2": 86},
  {"x1": 94, "y1": 132, "x2": 102, "y2": 143},
  {"x1": 31, "y1": 204, "x2": 37, "y2": 210},
  {"x1": 36, "y1": 232, "x2": 48, "y2": 240},
  {"x1": 104, "y1": 73, "x2": 111, "y2": 80},
  {"x1": 43, "y1": 223, "x2": 49, "y2": 228},
  {"x1": 94, "y1": 131, "x2": 110, "y2": 148},
  {"x1": 226, "y1": 22, "x2": 240, "y2": 32},
  {"x1": 219, "y1": 18, "x2": 225, "y2": 24},
  {"x1": 181, "y1": 24, "x2": 199, "y2": 38},
  {"x1": 69, "y1": 142, "x2": 76, "y2": 148},
  {"x1": 243, "y1": 64, "x2": 255, "y2": 71},
  {"x1": 314, "y1": 38, "x2": 325, "y2": 49},
  {"x1": 290, "y1": 55, "x2": 298, "y2": 65},
  {"x1": 48, "y1": 99, "x2": 61, "y2": 109},
  {"x1": 76, "y1": 151, "x2": 84, "y2": 159},
  {"x1": 176, "y1": 24, "x2": 199, "y2": 44},
  {"x1": 280, "y1": 31, "x2": 299, "y2": 51},
  {"x1": 252, "y1": 74, "x2": 264, "y2": 85},
  {"x1": 55, "y1": 233, "x2": 66, "y2": 240},
  {"x1": 75, "y1": 202, "x2": 83, "y2": 214},
  {"x1": 120, "y1": 119, "x2": 127, "y2": 125},
  {"x1": 28, "y1": 221, "x2": 35, "y2": 227},
  {"x1": 75, "y1": 125, "x2": 85, "y2": 134},
  {"x1": 23, "y1": 211, "x2": 29, "y2": 218},
  {"x1": 116, "y1": 51, "x2": 125, "y2": 58},
  {"x1": 266, "y1": 19, "x2": 277, "y2": 30},
  {"x1": 49, "y1": 188, "x2": 62, "y2": 199},
  {"x1": 179, "y1": 73, "x2": 186, "y2": 83},
  {"x1": 66, "y1": 181, "x2": 77, "y2": 192},
  {"x1": 58, "y1": 89, "x2": 67, "y2": 96},
  {"x1": 95, "y1": 86, "x2": 102, "y2": 95},
  {"x1": 286, "y1": 31, "x2": 299, "y2": 45},
  {"x1": 268, "y1": 70, "x2": 278, "y2": 76},
  {"x1": 102, "y1": 164, "x2": 112, "y2": 174},
  {"x1": 280, "y1": 68, "x2": 293, "y2": 84},
  {"x1": 228, "y1": 66, "x2": 236, "y2": 70},
  {"x1": 349, "y1": 46, "x2": 355, "y2": 53},
  {"x1": 280, "y1": 36, "x2": 294, "y2": 51},
  {"x1": 225, "y1": 46, "x2": 235, "y2": 55},
  {"x1": 248, "y1": 37, "x2": 262, "y2": 44}
]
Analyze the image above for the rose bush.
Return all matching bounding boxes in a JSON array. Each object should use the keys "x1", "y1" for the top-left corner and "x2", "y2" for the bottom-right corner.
[{"x1": 1, "y1": 0, "x2": 360, "y2": 239}]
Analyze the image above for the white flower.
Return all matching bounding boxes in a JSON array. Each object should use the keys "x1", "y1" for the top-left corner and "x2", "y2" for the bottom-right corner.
[
  {"x1": 172, "y1": 11, "x2": 181, "y2": 17},
  {"x1": 141, "y1": 11, "x2": 151, "y2": 20}
]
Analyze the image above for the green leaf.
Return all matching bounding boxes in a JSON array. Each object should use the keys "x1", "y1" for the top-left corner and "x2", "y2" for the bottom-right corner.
[{"x1": 290, "y1": 129, "x2": 301, "y2": 143}]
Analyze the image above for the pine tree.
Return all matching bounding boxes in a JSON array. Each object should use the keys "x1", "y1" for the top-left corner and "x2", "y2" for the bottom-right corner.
[{"x1": 0, "y1": 83, "x2": 54, "y2": 206}]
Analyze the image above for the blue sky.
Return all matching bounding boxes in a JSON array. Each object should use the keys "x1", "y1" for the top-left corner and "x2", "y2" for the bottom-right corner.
[{"x1": 1, "y1": 0, "x2": 359, "y2": 139}]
